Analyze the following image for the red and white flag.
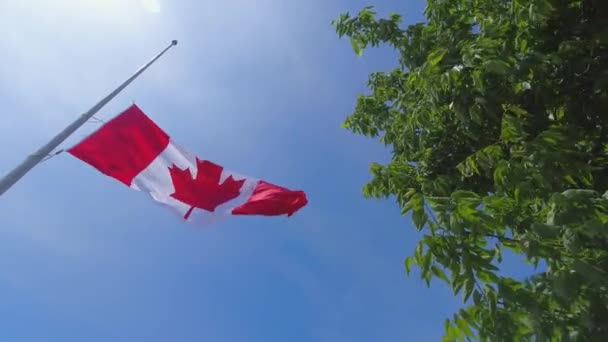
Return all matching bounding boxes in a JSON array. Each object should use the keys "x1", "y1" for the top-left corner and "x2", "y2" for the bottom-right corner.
[{"x1": 68, "y1": 104, "x2": 307, "y2": 222}]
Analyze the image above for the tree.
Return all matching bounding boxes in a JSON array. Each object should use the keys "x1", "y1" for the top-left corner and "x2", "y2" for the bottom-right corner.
[{"x1": 333, "y1": 0, "x2": 608, "y2": 340}]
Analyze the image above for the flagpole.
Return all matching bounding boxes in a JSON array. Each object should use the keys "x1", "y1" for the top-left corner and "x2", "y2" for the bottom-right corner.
[{"x1": 0, "y1": 40, "x2": 178, "y2": 197}]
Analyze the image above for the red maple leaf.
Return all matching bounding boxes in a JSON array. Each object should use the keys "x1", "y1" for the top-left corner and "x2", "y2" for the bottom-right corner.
[{"x1": 168, "y1": 158, "x2": 246, "y2": 219}]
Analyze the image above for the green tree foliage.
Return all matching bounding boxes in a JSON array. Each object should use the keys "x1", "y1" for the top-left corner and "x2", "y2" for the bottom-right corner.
[{"x1": 333, "y1": 1, "x2": 608, "y2": 340}]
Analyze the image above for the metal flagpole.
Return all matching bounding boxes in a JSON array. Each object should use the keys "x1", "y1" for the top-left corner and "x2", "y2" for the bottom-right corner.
[{"x1": 0, "y1": 40, "x2": 178, "y2": 197}]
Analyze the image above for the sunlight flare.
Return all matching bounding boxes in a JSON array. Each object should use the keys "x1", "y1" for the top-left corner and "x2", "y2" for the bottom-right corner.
[{"x1": 140, "y1": 0, "x2": 161, "y2": 13}]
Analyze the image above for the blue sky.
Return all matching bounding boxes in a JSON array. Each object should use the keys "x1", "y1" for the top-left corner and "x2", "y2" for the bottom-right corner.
[{"x1": 0, "y1": 1, "x2": 487, "y2": 340}]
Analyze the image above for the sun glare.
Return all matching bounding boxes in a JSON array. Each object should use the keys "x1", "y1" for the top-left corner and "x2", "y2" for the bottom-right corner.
[
  {"x1": 53, "y1": 0, "x2": 160, "y2": 14},
  {"x1": 140, "y1": 0, "x2": 161, "y2": 13}
]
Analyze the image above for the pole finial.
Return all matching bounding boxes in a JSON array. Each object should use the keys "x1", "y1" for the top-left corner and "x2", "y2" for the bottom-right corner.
[{"x1": 172, "y1": 40, "x2": 178, "y2": 46}]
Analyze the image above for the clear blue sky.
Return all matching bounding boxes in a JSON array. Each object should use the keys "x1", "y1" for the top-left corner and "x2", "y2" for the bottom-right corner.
[{"x1": 0, "y1": 1, "x2": 531, "y2": 341}]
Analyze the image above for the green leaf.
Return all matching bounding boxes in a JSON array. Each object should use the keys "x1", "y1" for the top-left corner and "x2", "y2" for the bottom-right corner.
[
  {"x1": 493, "y1": 161, "x2": 509, "y2": 186},
  {"x1": 573, "y1": 260, "x2": 607, "y2": 284},
  {"x1": 451, "y1": 190, "x2": 481, "y2": 200},
  {"x1": 455, "y1": 316, "x2": 474, "y2": 338},
  {"x1": 432, "y1": 265, "x2": 450, "y2": 284},
  {"x1": 444, "y1": 322, "x2": 457, "y2": 342},
  {"x1": 494, "y1": 244, "x2": 503, "y2": 263},
  {"x1": 453, "y1": 273, "x2": 466, "y2": 295},
  {"x1": 486, "y1": 286, "x2": 497, "y2": 315},
  {"x1": 531, "y1": 223, "x2": 561, "y2": 239},
  {"x1": 389, "y1": 12, "x2": 401, "y2": 23},
  {"x1": 473, "y1": 290, "x2": 482, "y2": 306},
  {"x1": 463, "y1": 277, "x2": 475, "y2": 302},
  {"x1": 552, "y1": 274, "x2": 577, "y2": 300},
  {"x1": 483, "y1": 60, "x2": 510, "y2": 75},
  {"x1": 477, "y1": 271, "x2": 498, "y2": 284},
  {"x1": 422, "y1": 248, "x2": 433, "y2": 272},
  {"x1": 457, "y1": 204, "x2": 479, "y2": 223},
  {"x1": 427, "y1": 48, "x2": 448, "y2": 66},
  {"x1": 514, "y1": 81, "x2": 532, "y2": 94},
  {"x1": 415, "y1": 241, "x2": 424, "y2": 266},
  {"x1": 561, "y1": 189, "x2": 598, "y2": 200},
  {"x1": 501, "y1": 114, "x2": 526, "y2": 142},
  {"x1": 444, "y1": 319, "x2": 452, "y2": 341},
  {"x1": 405, "y1": 193, "x2": 424, "y2": 212},
  {"x1": 506, "y1": 105, "x2": 529, "y2": 117},
  {"x1": 412, "y1": 209, "x2": 428, "y2": 230},
  {"x1": 351, "y1": 38, "x2": 363, "y2": 56},
  {"x1": 405, "y1": 256, "x2": 416, "y2": 275}
]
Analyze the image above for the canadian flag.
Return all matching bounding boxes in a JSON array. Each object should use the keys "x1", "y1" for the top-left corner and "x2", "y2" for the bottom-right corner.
[{"x1": 68, "y1": 104, "x2": 307, "y2": 222}]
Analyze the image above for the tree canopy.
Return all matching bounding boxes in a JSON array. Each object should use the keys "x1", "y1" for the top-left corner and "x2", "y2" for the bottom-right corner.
[{"x1": 334, "y1": 0, "x2": 608, "y2": 340}]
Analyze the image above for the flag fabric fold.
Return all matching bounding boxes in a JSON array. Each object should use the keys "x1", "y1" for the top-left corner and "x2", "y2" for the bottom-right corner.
[{"x1": 68, "y1": 104, "x2": 307, "y2": 222}]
